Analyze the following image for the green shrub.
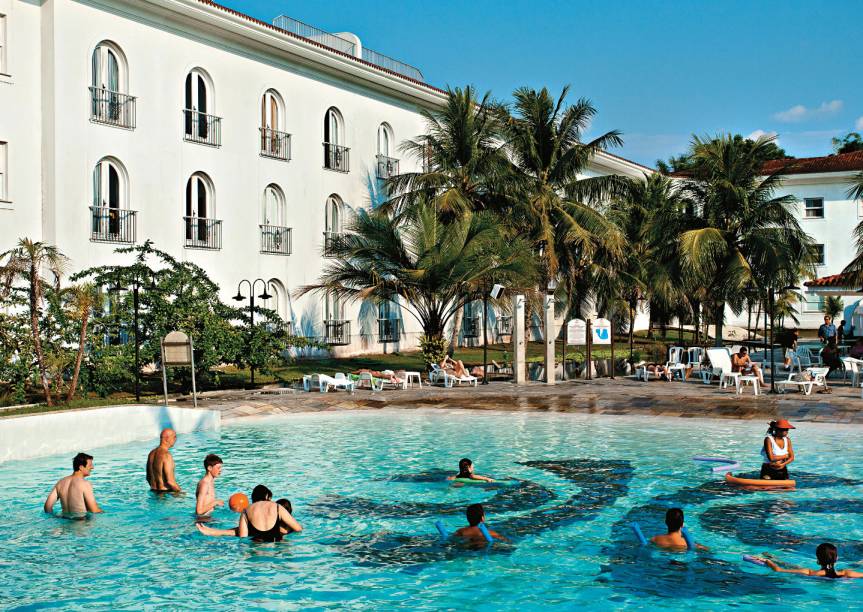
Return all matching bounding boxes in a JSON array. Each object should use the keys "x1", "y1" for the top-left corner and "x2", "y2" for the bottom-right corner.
[{"x1": 418, "y1": 334, "x2": 446, "y2": 369}]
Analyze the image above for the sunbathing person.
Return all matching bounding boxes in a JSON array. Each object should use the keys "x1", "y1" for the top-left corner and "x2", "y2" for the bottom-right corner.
[
  {"x1": 754, "y1": 543, "x2": 863, "y2": 578},
  {"x1": 731, "y1": 346, "x2": 765, "y2": 385},
  {"x1": 650, "y1": 508, "x2": 708, "y2": 550},
  {"x1": 197, "y1": 487, "x2": 301, "y2": 541},
  {"x1": 44, "y1": 452, "x2": 103, "y2": 515},
  {"x1": 440, "y1": 355, "x2": 470, "y2": 378},
  {"x1": 447, "y1": 457, "x2": 494, "y2": 482},
  {"x1": 453, "y1": 503, "x2": 508, "y2": 542},
  {"x1": 641, "y1": 363, "x2": 672, "y2": 381},
  {"x1": 352, "y1": 369, "x2": 403, "y2": 384}
]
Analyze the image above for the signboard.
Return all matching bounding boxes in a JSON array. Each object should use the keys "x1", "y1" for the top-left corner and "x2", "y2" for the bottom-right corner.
[
  {"x1": 162, "y1": 331, "x2": 193, "y2": 366},
  {"x1": 566, "y1": 319, "x2": 586, "y2": 345},
  {"x1": 592, "y1": 318, "x2": 611, "y2": 345}
]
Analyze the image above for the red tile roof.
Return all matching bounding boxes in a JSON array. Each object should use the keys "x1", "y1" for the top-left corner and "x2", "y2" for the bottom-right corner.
[
  {"x1": 762, "y1": 151, "x2": 863, "y2": 176},
  {"x1": 804, "y1": 272, "x2": 857, "y2": 288}
]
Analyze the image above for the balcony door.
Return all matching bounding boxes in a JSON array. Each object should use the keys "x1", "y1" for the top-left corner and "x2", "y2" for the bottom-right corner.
[
  {"x1": 325, "y1": 292, "x2": 343, "y2": 322},
  {"x1": 185, "y1": 174, "x2": 212, "y2": 243},
  {"x1": 184, "y1": 70, "x2": 209, "y2": 139},
  {"x1": 377, "y1": 124, "x2": 391, "y2": 156},
  {"x1": 92, "y1": 45, "x2": 119, "y2": 92},
  {"x1": 325, "y1": 195, "x2": 342, "y2": 235},
  {"x1": 93, "y1": 159, "x2": 122, "y2": 236}
]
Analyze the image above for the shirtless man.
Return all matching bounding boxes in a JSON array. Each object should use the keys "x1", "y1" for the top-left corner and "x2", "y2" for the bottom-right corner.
[
  {"x1": 44, "y1": 452, "x2": 103, "y2": 515},
  {"x1": 650, "y1": 507, "x2": 707, "y2": 550},
  {"x1": 195, "y1": 454, "x2": 225, "y2": 516},
  {"x1": 453, "y1": 503, "x2": 508, "y2": 542},
  {"x1": 146, "y1": 428, "x2": 181, "y2": 493}
]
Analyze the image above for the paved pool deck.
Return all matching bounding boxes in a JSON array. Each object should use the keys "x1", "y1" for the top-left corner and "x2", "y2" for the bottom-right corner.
[{"x1": 181, "y1": 375, "x2": 863, "y2": 425}]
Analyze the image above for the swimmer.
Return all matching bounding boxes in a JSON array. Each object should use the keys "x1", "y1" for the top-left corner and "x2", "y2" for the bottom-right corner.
[
  {"x1": 650, "y1": 508, "x2": 708, "y2": 551},
  {"x1": 196, "y1": 486, "x2": 301, "y2": 542},
  {"x1": 44, "y1": 452, "x2": 103, "y2": 515},
  {"x1": 146, "y1": 428, "x2": 181, "y2": 493},
  {"x1": 447, "y1": 458, "x2": 494, "y2": 483},
  {"x1": 754, "y1": 543, "x2": 863, "y2": 578},
  {"x1": 760, "y1": 419, "x2": 795, "y2": 480},
  {"x1": 453, "y1": 503, "x2": 508, "y2": 542},
  {"x1": 195, "y1": 454, "x2": 225, "y2": 516}
]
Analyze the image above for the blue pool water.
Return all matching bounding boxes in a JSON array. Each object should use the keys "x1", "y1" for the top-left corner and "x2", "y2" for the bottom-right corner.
[{"x1": 3, "y1": 409, "x2": 863, "y2": 610}]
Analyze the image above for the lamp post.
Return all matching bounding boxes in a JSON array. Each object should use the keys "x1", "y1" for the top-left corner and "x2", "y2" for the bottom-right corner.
[
  {"x1": 109, "y1": 270, "x2": 157, "y2": 402},
  {"x1": 482, "y1": 285, "x2": 490, "y2": 385},
  {"x1": 768, "y1": 284, "x2": 799, "y2": 394},
  {"x1": 233, "y1": 278, "x2": 272, "y2": 386}
]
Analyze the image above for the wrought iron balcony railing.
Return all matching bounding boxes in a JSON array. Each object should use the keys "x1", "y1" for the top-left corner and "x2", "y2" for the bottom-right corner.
[
  {"x1": 323, "y1": 319, "x2": 351, "y2": 345},
  {"x1": 463, "y1": 315, "x2": 481, "y2": 338},
  {"x1": 323, "y1": 142, "x2": 350, "y2": 172},
  {"x1": 376, "y1": 154, "x2": 399, "y2": 179},
  {"x1": 496, "y1": 315, "x2": 513, "y2": 336},
  {"x1": 183, "y1": 109, "x2": 222, "y2": 146},
  {"x1": 183, "y1": 216, "x2": 222, "y2": 250},
  {"x1": 89, "y1": 87, "x2": 136, "y2": 129},
  {"x1": 260, "y1": 225, "x2": 292, "y2": 255},
  {"x1": 90, "y1": 206, "x2": 136, "y2": 243},
  {"x1": 323, "y1": 231, "x2": 347, "y2": 257},
  {"x1": 378, "y1": 318, "x2": 401, "y2": 343},
  {"x1": 260, "y1": 127, "x2": 291, "y2": 161}
]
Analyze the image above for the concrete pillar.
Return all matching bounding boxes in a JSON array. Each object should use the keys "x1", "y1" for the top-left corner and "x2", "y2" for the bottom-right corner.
[
  {"x1": 513, "y1": 294, "x2": 526, "y2": 384},
  {"x1": 544, "y1": 293, "x2": 555, "y2": 384}
]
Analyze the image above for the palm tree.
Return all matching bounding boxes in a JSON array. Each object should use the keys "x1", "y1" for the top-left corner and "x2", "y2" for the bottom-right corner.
[
  {"x1": 64, "y1": 283, "x2": 97, "y2": 402},
  {"x1": 677, "y1": 134, "x2": 814, "y2": 345},
  {"x1": 0, "y1": 238, "x2": 68, "y2": 405},
  {"x1": 823, "y1": 295, "x2": 844, "y2": 321},
  {"x1": 385, "y1": 86, "x2": 510, "y2": 353},
  {"x1": 296, "y1": 204, "x2": 536, "y2": 344}
]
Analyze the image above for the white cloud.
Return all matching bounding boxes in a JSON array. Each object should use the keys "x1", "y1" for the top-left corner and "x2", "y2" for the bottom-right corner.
[
  {"x1": 773, "y1": 100, "x2": 843, "y2": 123},
  {"x1": 856, "y1": 116, "x2": 863, "y2": 131},
  {"x1": 746, "y1": 129, "x2": 778, "y2": 143}
]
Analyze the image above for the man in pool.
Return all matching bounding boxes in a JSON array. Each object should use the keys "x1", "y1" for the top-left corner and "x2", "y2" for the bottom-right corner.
[
  {"x1": 650, "y1": 508, "x2": 707, "y2": 550},
  {"x1": 195, "y1": 454, "x2": 225, "y2": 516},
  {"x1": 454, "y1": 503, "x2": 508, "y2": 542},
  {"x1": 44, "y1": 452, "x2": 103, "y2": 515},
  {"x1": 447, "y1": 458, "x2": 494, "y2": 483},
  {"x1": 146, "y1": 428, "x2": 181, "y2": 493}
]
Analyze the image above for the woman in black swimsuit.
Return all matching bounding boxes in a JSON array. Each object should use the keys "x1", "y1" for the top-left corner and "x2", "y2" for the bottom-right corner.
[{"x1": 196, "y1": 485, "x2": 302, "y2": 540}]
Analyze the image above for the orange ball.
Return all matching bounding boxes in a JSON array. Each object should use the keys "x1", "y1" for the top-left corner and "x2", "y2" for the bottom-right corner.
[{"x1": 229, "y1": 492, "x2": 249, "y2": 513}]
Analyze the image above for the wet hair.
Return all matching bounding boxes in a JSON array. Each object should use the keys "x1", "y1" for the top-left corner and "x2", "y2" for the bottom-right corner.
[
  {"x1": 816, "y1": 543, "x2": 839, "y2": 578},
  {"x1": 251, "y1": 484, "x2": 273, "y2": 503},
  {"x1": 665, "y1": 508, "x2": 684, "y2": 532},
  {"x1": 466, "y1": 503, "x2": 484, "y2": 527},
  {"x1": 457, "y1": 458, "x2": 472, "y2": 477},
  {"x1": 276, "y1": 498, "x2": 293, "y2": 514},
  {"x1": 203, "y1": 454, "x2": 222, "y2": 470},
  {"x1": 73, "y1": 452, "x2": 93, "y2": 472}
]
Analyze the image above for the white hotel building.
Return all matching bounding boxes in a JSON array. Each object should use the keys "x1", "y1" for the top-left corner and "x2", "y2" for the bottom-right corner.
[{"x1": 0, "y1": 0, "x2": 651, "y2": 355}]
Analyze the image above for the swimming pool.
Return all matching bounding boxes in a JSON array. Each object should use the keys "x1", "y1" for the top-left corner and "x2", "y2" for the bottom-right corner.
[{"x1": 3, "y1": 409, "x2": 863, "y2": 610}]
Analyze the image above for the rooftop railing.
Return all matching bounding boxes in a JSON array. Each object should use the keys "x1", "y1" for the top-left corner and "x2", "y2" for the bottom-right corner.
[{"x1": 361, "y1": 48, "x2": 423, "y2": 82}]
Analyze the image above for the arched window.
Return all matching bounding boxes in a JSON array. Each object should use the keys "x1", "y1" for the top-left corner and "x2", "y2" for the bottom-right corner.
[
  {"x1": 262, "y1": 184, "x2": 286, "y2": 227},
  {"x1": 91, "y1": 157, "x2": 132, "y2": 242},
  {"x1": 261, "y1": 279, "x2": 289, "y2": 325},
  {"x1": 260, "y1": 89, "x2": 289, "y2": 159},
  {"x1": 261, "y1": 185, "x2": 290, "y2": 255},
  {"x1": 376, "y1": 123, "x2": 398, "y2": 179},
  {"x1": 184, "y1": 172, "x2": 218, "y2": 247},
  {"x1": 325, "y1": 292, "x2": 343, "y2": 321},
  {"x1": 91, "y1": 42, "x2": 133, "y2": 127},
  {"x1": 323, "y1": 107, "x2": 349, "y2": 171},
  {"x1": 377, "y1": 123, "x2": 393, "y2": 156},
  {"x1": 184, "y1": 68, "x2": 218, "y2": 144},
  {"x1": 323, "y1": 194, "x2": 344, "y2": 257}
]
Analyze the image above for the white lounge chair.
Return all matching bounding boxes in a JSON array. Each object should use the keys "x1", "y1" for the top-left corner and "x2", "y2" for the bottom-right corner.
[
  {"x1": 842, "y1": 357, "x2": 863, "y2": 387},
  {"x1": 310, "y1": 373, "x2": 355, "y2": 393},
  {"x1": 429, "y1": 364, "x2": 478, "y2": 387},
  {"x1": 666, "y1": 346, "x2": 687, "y2": 381},
  {"x1": 704, "y1": 348, "x2": 742, "y2": 391}
]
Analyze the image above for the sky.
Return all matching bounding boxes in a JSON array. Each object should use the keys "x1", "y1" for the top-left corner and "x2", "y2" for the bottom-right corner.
[{"x1": 222, "y1": 0, "x2": 863, "y2": 167}]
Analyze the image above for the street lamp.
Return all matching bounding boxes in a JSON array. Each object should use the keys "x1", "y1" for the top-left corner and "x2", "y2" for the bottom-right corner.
[
  {"x1": 233, "y1": 278, "x2": 272, "y2": 386},
  {"x1": 768, "y1": 284, "x2": 799, "y2": 394},
  {"x1": 109, "y1": 271, "x2": 158, "y2": 402}
]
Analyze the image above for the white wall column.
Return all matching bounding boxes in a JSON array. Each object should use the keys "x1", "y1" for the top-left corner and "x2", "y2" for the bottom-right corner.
[
  {"x1": 513, "y1": 294, "x2": 526, "y2": 384},
  {"x1": 544, "y1": 293, "x2": 555, "y2": 384}
]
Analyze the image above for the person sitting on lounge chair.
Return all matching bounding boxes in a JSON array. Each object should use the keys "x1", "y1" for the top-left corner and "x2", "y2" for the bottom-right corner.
[
  {"x1": 732, "y1": 346, "x2": 765, "y2": 385},
  {"x1": 440, "y1": 356, "x2": 470, "y2": 379}
]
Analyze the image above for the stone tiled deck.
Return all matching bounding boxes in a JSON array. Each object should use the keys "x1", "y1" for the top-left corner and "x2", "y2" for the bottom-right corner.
[{"x1": 179, "y1": 376, "x2": 863, "y2": 425}]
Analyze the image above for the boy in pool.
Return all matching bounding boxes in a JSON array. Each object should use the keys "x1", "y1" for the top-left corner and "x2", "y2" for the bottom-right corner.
[
  {"x1": 454, "y1": 503, "x2": 508, "y2": 542},
  {"x1": 754, "y1": 543, "x2": 863, "y2": 578},
  {"x1": 195, "y1": 454, "x2": 225, "y2": 516},
  {"x1": 447, "y1": 458, "x2": 494, "y2": 483},
  {"x1": 650, "y1": 508, "x2": 707, "y2": 550}
]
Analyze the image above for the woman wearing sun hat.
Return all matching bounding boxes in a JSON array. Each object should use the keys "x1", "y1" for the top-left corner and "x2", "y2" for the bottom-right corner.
[{"x1": 760, "y1": 419, "x2": 796, "y2": 480}]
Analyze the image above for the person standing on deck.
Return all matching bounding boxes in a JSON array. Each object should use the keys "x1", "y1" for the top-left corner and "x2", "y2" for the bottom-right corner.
[{"x1": 818, "y1": 316, "x2": 837, "y2": 344}]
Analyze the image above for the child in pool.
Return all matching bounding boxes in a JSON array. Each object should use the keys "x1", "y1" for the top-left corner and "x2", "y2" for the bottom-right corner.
[
  {"x1": 650, "y1": 508, "x2": 708, "y2": 551},
  {"x1": 447, "y1": 458, "x2": 494, "y2": 482},
  {"x1": 761, "y1": 419, "x2": 795, "y2": 480},
  {"x1": 453, "y1": 503, "x2": 508, "y2": 542},
  {"x1": 755, "y1": 543, "x2": 863, "y2": 578}
]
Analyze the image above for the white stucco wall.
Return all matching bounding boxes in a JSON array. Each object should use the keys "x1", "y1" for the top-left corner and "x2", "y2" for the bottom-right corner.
[{"x1": 0, "y1": 404, "x2": 220, "y2": 462}]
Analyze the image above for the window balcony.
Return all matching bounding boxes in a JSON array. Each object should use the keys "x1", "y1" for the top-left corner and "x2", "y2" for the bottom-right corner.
[
  {"x1": 183, "y1": 216, "x2": 222, "y2": 250},
  {"x1": 260, "y1": 128, "x2": 291, "y2": 161},
  {"x1": 323, "y1": 231, "x2": 347, "y2": 257},
  {"x1": 90, "y1": 206, "x2": 136, "y2": 243},
  {"x1": 89, "y1": 87, "x2": 136, "y2": 129},
  {"x1": 463, "y1": 315, "x2": 481, "y2": 338},
  {"x1": 183, "y1": 109, "x2": 222, "y2": 147},
  {"x1": 260, "y1": 225, "x2": 292, "y2": 255},
  {"x1": 323, "y1": 319, "x2": 351, "y2": 345},
  {"x1": 496, "y1": 315, "x2": 512, "y2": 336},
  {"x1": 376, "y1": 154, "x2": 399, "y2": 179},
  {"x1": 323, "y1": 142, "x2": 350, "y2": 172},
  {"x1": 378, "y1": 318, "x2": 401, "y2": 343}
]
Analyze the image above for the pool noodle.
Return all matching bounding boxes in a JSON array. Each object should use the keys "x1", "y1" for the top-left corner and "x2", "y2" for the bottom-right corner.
[
  {"x1": 681, "y1": 526, "x2": 696, "y2": 550},
  {"x1": 630, "y1": 522, "x2": 648, "y2": 546},
  {"x1": 692, "y1": 456, "x2": 741, "y2": 473},
  {"x1": 435, "y1": 521, "x2": 450, "y2": 540},
  {"x1": 478, "y1": 523, "x2": 494, "y2": 544},
  {"x1": 743, "y1": 555, "x2": 766, "y2": 566}
]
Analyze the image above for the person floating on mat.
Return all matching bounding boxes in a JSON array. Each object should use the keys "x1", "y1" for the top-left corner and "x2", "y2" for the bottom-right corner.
[
  {"x1": 754, "y1": 543, "x2": 863, "y2": 578},
  {"x1": 650, "y1": 508, "x2": 708, "y2": 551},
  {"x1": 760, "y1": 419, "x2": 795, "y2": 480},
  {"x1": 447, "y1": 457, "x2": 494, "y2": 482}
]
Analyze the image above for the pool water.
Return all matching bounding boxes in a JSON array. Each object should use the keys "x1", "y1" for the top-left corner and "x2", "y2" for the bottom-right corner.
[{"x1": 3, "y1": 409, "x2": 863, "y2": 610}]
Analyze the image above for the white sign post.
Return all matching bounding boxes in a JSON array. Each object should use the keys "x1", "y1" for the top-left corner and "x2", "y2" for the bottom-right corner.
[{"x1": 161, "y1": 331, "x2": 198, "y2": 408}]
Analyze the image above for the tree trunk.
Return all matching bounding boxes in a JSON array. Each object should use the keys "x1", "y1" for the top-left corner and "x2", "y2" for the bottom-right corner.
[
  {"x1": 67, "y1": 309, "x2": 91, "y2": 403},
  {"x1": 713, "y1": 302, "x2": 724, "y2": 347},
  {"x1": 693, "y1": 300, "x2": 701, "y2": 345},
  {"x1": 447, "y1": 306, "x2": 463, "y2": 356},
  {"x1": 29, "y1": 265, "x2": 53, "y2": 406}
]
